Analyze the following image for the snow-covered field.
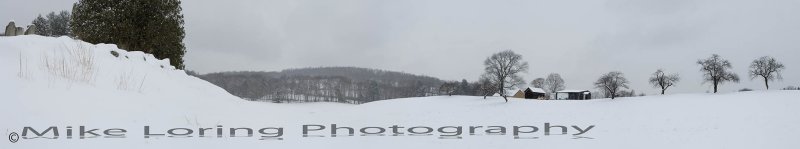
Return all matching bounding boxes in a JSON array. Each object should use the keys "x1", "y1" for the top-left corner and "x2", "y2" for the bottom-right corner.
[{"x1": 2, "y1": 36, "x2": 799, "y2": 149}]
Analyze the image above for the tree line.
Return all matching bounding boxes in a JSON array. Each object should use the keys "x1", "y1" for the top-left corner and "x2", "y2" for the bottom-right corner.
[
  {"x1": 31, "y1": 11, "x2": 72, "y2": 37},
  {"x1": 472, "y1": 50, "x2": 788, "y2": 101},
  {"x1": 193, "y1": 67, "x2": 442, "y2": 104}
]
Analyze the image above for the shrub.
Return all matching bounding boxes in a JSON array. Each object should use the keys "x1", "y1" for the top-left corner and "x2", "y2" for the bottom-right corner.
[
  {"x1": 44, "y1": 40, "x2": 96, "y2": 84},
  {"x1": 782, "y1": 86, "x2": 800, "y2": 90}
]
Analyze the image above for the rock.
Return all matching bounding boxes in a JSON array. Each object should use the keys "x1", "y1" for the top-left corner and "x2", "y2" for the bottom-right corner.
[
  {"x1": 16, "y1": 27, "x2": 25, "y2": 35},
  {"x1": 25, "y1": 25, "x2": 36, "y2": 35},
  {"x1": 4, "y1": 21, "x2": 15, "y2": 36}
]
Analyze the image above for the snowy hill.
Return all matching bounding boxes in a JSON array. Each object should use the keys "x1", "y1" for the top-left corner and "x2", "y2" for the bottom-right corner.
[{"x1": 2, "y1": 36, "x2": 800, "y2": 149}]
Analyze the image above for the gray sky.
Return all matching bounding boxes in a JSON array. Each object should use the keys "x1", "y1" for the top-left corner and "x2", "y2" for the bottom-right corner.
[{"x1": 3, "y1": 0, "x2": 799, "y2": 94}]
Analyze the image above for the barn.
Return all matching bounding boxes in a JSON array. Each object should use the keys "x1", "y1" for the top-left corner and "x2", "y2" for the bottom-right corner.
[
  {"x1": 506, "y1": 89, "x2": 525, "y2": 98},
  {"x1": 501, "y1": 88, "x2": 546, "y2": 99},
  {"x1": 555, "y1": 90, "x2": 591, "y2": 100},
  {"x1": 523, "y1": 87, "x2": 546, "y2": 99}
]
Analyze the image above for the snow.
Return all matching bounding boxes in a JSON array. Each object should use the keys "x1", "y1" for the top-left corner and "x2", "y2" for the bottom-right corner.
[
  {"x1": 505, "y1": 89, "x2": 520, "y2": 96},
  {"x1": 557, "y1": 89, "x2": 590, "y2": 93},
  {"x1": 528, "y1": 87, "x2": 546, "y2": 93},
  {"x1": 2, "y1": 36, "x2": 800, "y2": 148}
]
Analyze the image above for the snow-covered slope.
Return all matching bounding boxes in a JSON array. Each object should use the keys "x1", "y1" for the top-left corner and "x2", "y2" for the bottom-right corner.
[{"x1": 2, "y1": 36, "x2": 799, "y2": 149}]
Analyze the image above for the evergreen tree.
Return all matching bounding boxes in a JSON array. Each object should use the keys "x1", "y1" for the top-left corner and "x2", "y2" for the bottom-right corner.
[
  {"x1": 32, "y1": 15, "x2": 50, "y2": 36},
  {"x1": 31, "y1": 10, "x2": 72, "y2": 37},
  {"x1": 457, "y1": 79, "x2": 471, "y2": 95},
  {"x1": 48, "y1": 11, "x2": 72, "y2": 37},
  {"x1": 72, "y1": 0, "x2": 186, "y2": 69}
]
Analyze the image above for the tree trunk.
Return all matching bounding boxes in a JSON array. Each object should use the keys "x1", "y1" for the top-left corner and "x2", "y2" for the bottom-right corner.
[
  {"x1": 499, "y1": 81, "x2": 506, "y2": 102},
  {"x1": 764, "y1": 77, "x2": 770, "y2": 90},
  {"x1": 713, "y1": 81, "x2": 719, "y2": 93},
  {"x1": 608, "y1": 89, "x2": 614, "y2": 99},
  {"x1": 661, "y1": 88, "x2": 665, "y2": 95}
]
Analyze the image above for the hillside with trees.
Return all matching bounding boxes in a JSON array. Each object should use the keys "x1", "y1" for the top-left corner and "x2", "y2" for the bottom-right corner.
[{"x1": 194, "y1": 67, "x2": 444, "y2": 104}]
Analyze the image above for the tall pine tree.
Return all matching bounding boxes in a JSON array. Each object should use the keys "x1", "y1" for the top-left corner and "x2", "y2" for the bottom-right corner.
[
  {"x1": 32, "y1": 11, "x2": 72, "y2": 37},
  {"x1": 31, "y1": 15, "x2": 50, "y2": 36},
  {"x1": 72, "y1": 0, "x2": 186, "y2": 69},
  {"x1": 48, "y1": 11, "x2": 72, "y2": 37}
]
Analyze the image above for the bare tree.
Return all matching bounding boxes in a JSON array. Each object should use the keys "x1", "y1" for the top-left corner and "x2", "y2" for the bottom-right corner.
[
  {"x1": 478, "y1": 75, "x2": 496, "y2": 99},
  {"x1": 530, "y1": 78, "x2": 545, "y2": 88},
  {"x1": 544, "y1": 73, "x2": 565, "y2": 96},
  {"x1": 484, "y1": 50, "x2": 529, "y2": 102},
  {"x1": 697, "y1": 54, "x2": 740, "y2": 93},
  {"x1": 649, "y1": 69, "x2": 680, "y2": 95},
  {"x1": 749, "y1": 56, "x2": 785, "y2": 90},
  {"x1": 594, "y1": 71, "x2": 629, "y2": 99}
]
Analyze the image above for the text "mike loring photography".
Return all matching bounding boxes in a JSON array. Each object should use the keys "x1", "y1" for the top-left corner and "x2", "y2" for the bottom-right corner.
[{"x1": 8, "y1": 123, "x2": 595, "y2": 142}]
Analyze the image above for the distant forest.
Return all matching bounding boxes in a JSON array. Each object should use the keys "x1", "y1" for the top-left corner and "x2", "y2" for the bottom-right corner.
[{"x1": 192, "y1": 67, "x2": 445, "y2": 104}]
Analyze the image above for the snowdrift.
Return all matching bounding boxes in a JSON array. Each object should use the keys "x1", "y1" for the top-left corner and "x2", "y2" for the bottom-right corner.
[{"x1": 2, "y1": 36, "x2": 800, "y2": 149}]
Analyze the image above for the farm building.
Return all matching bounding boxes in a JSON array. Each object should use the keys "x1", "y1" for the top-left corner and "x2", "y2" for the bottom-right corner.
[
  {"x1": 523, "y1": 87, "x2": 547, "y2": 99},
  {"x1": 506, "y1": 89, "x2": 525, "y2": 98},
  {"x1": 555, "y1": 90, "x2": 591, "y2": 100},
  {"x1": 501, "y1": 88, "x2": 546, "y2": 99}
]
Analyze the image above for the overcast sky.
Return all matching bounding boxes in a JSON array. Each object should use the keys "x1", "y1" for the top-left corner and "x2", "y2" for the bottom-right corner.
[{"x1": 2, "y1": 0, "x2": 799, "y2": 94}]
